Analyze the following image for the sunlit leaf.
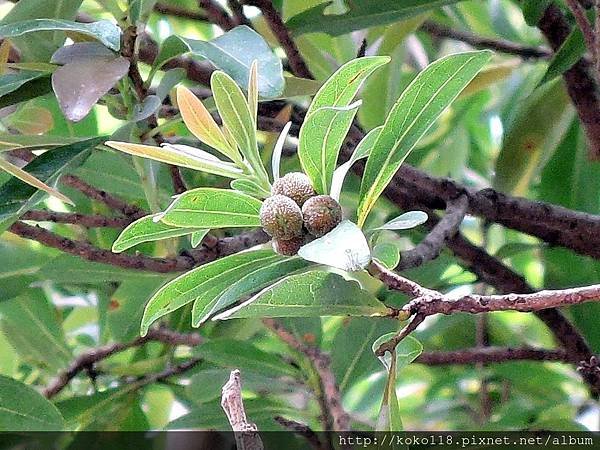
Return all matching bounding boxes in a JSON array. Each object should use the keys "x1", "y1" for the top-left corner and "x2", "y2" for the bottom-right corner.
[{"x1": 373, "y1": 211, "x2": 428, "y2": 231}]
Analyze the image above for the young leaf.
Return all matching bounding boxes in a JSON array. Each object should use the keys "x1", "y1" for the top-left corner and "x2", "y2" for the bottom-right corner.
[
  {"x1": 372, "y1": 243, "x2": 400, "y2": 269},
  {"x1": 271, "y1": 121, "x2": 292, "y2": 181},
  {"x1": 176, "y1": 85, "x2": 241, "y2": 163},
  {"x1": 330, "y1": 125, "x2": 382, "y2": 201},
  {"x1": 0, "y1": 156, "x2": 74, "y2": 205},
  {"x1": 307, "y1": 56, "x2": 390, "y2": 115},
  {"x1": 0, "y1": 19, "x2": 121, "y2": 51},
  {"x1": 357, "y1": 51, "x2": 492, "y2": 226},
  {"x1": 373, "y1": 211, "x2": 428, "y2": 231},
  {"x1": 104, "y1": 141, "x2": 244, "y2": 178},
  {"x1": 298, "y1": 220, "x2": 371, "y2": 272},
  {"x1": 203, "y1": 257, "x2": 310, "y2": 322},
  {"x1": 140, "y1": 250, "x2": 280, "y2": 334},
  {"x1": 153, "y1": 26, "x2": 284, "y2": 98},
  {"x1": 112, "y1": 214, "x2": 201, "y2": 253},
  {"x1": 538, "y1": 27, "x2": 586, "y2": 87},
  {"x1": 190, "y1": 229, "x2": 209, "y2": 248},
  {"x1": 214, "y1": 271, "x2": 389, "y2": 320},
  {"x1": 211, "y1": 71, "x2": 269, "y2": 184},
  {"x1": 230, "y1": 179, "x2": 271, "y2": 199},
  {"x1": 248, "y1": 60, "x2": 258, "y2": 126},
  {"x1": 298, "y1": 101, "x2": 361, "y2": 194},
  {"x1": 0, "y1": 375, "x2": 65, "y2": 431},
  {"x1": 159, "y1": 188, "x2": 262, "y2": 228}
]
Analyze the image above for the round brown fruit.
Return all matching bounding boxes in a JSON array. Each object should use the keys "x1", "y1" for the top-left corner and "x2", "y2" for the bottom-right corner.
[
  {"x1": 302, "y1": 195, "x2": 342, "y2": 237},
  {"x1": 271, "y1": 172, "x2": 316, "y2": 206},
  {"x1": 259, "y1": 194, "x2": 303, "y2": 240}
]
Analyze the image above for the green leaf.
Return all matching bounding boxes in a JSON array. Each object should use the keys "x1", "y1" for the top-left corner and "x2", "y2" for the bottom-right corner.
[
  {"x1": 0, "y1": 70, "x2": 48, "y2": 97},
  {"x1": 204, "y1": 257, "x2": 310, "y2": 322},
  {"x1": 306, "y1": 56, "x2": 390, "y2": 115},
  {"x1": 494, "y1": 79, "x2": 574, "y2": 196},
  {"x1": 230, "y1": 178, "x2": 271, "y2": 199},
  {"x1": 190, "y1": 229, "x2": 209, "y2": 248},
  {"x1": 0, "y1": 0, "x2": 83, "y2": 61},
  {"x1": 298, "y1": 102, "x2": 360, "y2": 194},
  {"x1": 0, "y1": 289, "x2": 72, "y2": 372},
  {"x1": 373, "y1": 211, "x2": 428, "y2": 231},
  {"x1": 211, "y1": 71, "x2": 268, "y2": 184},
  {"x1": 0, "y1": 74, "x2": 52, "y2": 108},
  {"x1": 372, "y1": 243, "x2": 400, "y2": 269},
  {"x1": 0, "y1": 136, "x2": 103, "y2": 232},
  {"x1": 0, "y1": 240, "x2": 49, "y2": 300},
  {"x1": 286, "y1": 0, "x2": 463, "y2": 36},
  {"x1": 105, "y1": 141, "x2": 244, "y2": 178},
  {"x1": 195, "y1": 339, "x2": 299, "y2": 378},
  {"x1": 538, "y1": 27, "x2": 586, "y2": 87},
  {"x1": 357, "y1": 51, "x2": 491, "y2": 226},
  {"x1": 159, "y1": 188, "x2": 263, "y2": 229},
  {"x1": 141, "y1": 250, "x2": 280, "y2": 335},
  {"x1": 0, "y1": 375, "x2": 64, "y2": 431},
  {"x1": 522, "y1": 0, "x2": 551, "y2": 26},
  {"x1": 112, "y1": 214, "x2": 201, "y2": 253},
  {"x1": 214, "y1": 270, "x2": 389, "y2": 319},
  {"x1": 154, "y1": 26, "x2": 284, "y2": 98},
  {"x1": 0, "y1": 20, "x2": 121, "y2": 51}
]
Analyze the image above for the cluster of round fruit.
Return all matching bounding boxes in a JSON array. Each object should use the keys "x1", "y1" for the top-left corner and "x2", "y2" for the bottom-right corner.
[{"x1": 259, "y1": 172, "x2": 342, "y2": 256}]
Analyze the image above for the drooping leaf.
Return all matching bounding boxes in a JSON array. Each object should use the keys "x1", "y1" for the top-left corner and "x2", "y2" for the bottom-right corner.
[
  {"x1": 211, "y1": 71, "x2": 269, "y2": 184},
  {"x1": 373, "y1": 211, "x2": 428, "y2": 231},
  {"x1": 214, "y1": 270, "x2": 389, "y2": 319},
  {"x1": 0, "y1": 155, "x2": 73, "y2": 205},
  {"x1": 0, "y1": 70, "x2": 49, "y2": 97},
  {"x1": 0, "y1": 375, "x2": 65, "y2": 431},
  {"x1": 298, "y1": 102, "x2": 360, "y2": 194},
  {"x1": 286, "y1": 0, "x2": 463, "y2": 36},
  {"x1": 112, "y1": 214, "x2": 201, "y2": 253},
  {"x1": 357, "y1": 51, "x2": 492, "y2": 226},
  {"x1": 538, "y1": 27, "x2": 586, "y2": 87},
  {"x1": 52, "y1": 56, "x2": 129, "y2": 122},
  {"x1": 176, "y1": 85, "x2": 241, "y2": 163},
  {"x1": 0, "y1": 20, "x2": 121, "y2": 51},
  {"x1": 204, "y1": 257, "x2": 310, "y2": 322},
  {"x1": 154, "y1": 26, "x2": 284, "y2": 98},
  {"x1": 50, "y1": 41, "x2": 115, "y2": 64},
  {"x1": 298, "y1": 220, "x2": 371, "y2": 272},
  {"x1": 140, "y1": 250, "x2": 279, "y2": 334},
  {"x1": 0, "y1": 136, "x2": 103, "y2": 233},
  {"x1": 159, "y1": 188, "x2": 263, "y2": 229},
  {"x1": 104, "y1": 141, "x2": 244, "y2": 178}
]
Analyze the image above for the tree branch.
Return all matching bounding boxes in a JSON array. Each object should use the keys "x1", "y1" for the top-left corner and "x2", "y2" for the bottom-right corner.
[
  {"x1": 421, "y1": 20, "x2": 552, "y2": 58},
  {"x1": 396, "y1": 195, "x2": 468, "y2": 270},
  {"x1": 9, "y1": 221, "x2": 269, "y2": 272},
  {"x1": 43, "y1": 328, "x2": 202, "y2": 398},
  {"x1": 21, "y1": 211, "x2": 132, "y2": 228},
  {"x1": 416, "y1": 346, "x2": 574, "y2": 366},
  {"x1": 199, "y1": 0, "x2": 236, "y2": 31},
  {"x1": 154, "y1": 2, "x2": 207, "y2": 21},
  {"x1": 273, "y1": 416, "x2": 323, "y2": 450}
]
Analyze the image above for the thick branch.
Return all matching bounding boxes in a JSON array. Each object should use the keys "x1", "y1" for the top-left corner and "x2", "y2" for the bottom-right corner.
[
  {"x1": 242, "y1": 0, "x2": 313, "y2": 79},
  {"x1": 44, "y1": 328, "x2": 202, "y2": 398},
  {"x1": 199, "y1": 0, "x2": 235, "y2": 31},
  {"x1": 421, "y1": 20, "x2": 552, "y2": 58},
  {"x1": 10, "y1": 221, "x2": 268, "y2": 272},
  {"x1": 396, "y1": 195, "x2": 468, "y2": 270},
  {"x1": 417, "y1": 346, "x2": 574, "y2": 366}
]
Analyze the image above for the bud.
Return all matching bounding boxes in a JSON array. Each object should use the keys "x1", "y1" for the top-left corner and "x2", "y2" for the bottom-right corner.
[
  {"x1": 272, "y1": 172, "x2": 316, "y2": 206},
  {"x1": 302, "y1": 195, "x2": 342, "y2": 237},
  {"x1": 260, "y1": 194, "x2": 303, "y2": 240}
]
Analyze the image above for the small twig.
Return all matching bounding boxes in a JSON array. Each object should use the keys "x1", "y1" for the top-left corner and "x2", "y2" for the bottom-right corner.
[
  {"x1": 154, "y1": 2, "x2": 207, "y2": 21},
  {"x1": 199, "y1": 0, "x2": 236, "y2": 31},
  {"x1": 227, "y1": 0, "x2": 251, "y2": 27},
  {"x1": 243, "y1": 0, "x2": 313, "y2": 79},
  {"x1": 21, "y1": 211, "x2": 132, "y2": 228},
  {"x1": 396, "y1": 195, "x2": 468, "y2": 270},
  {"x1": 274, "y1": 416, "x2": 323, "y2": 450},
  {"x1": 43, "y1": 328, "x2": 202, "y2": 398},
  {"x1": 420, "y1": 20, "x2": 552, "y2": 59},
  {"x1": 368, "y1": 260, "x2": 437, "y2": 300},
  {"x1": 61, "y1": 175, "x2": 146, "y2": 219},
  {"x1": 416, "y1": 346, "x2": 574, "y2": 366},
  {"x1": 221, "y1": 370, "x2": 264, "y2": 450}
]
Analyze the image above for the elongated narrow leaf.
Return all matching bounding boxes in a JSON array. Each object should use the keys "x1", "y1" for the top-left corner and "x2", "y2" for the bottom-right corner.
[
  {"x1": 287, "y1": 0, "x2": 462, "y2": 36},
  {"x1": 141, "y1": 250, "x2": 279, "y2": 334},
  {"x1": 331, "y1": 125, "x2": 382, "y2": 201},
  {"x1": 159, "y1": 188, "x2": 262, "y2": 228},
  {"x1": 373, "y1": 211, "x2": 428, "y2": 231},
  {"x1": 298, "y1": 102, "x2": 360, "y2": 194},
  {"x1": 112, "y1": 214, "x2": 201, "y2": 252},
  {"x1": 0, "y1": 137, "x2": 102, "y2": 232},
  {"x1": 307, "y1": 56, "x2": 390, "y2": 115},
  {"x1": 105, "y1": 141, "x2": 243, "y2": 178},
  {"x1": 176, "y1": 85, "x2": 240, "y2": 162},
  {"x1": 0, "y1": 156, "x2": 73, "y2": 205},
  {"x1": 230, "y1": 178, "x2": 271, "y2": 199},
  {"x1": 271, "y1": 121, "x2": 292, "y2": 182},
  {"x1": 0, "y1": 19, "x2": 121, "y2": 51},
  {"x1": 0, "y1": 70, "x2": 48, "y2": 97},
  {"x1": 204, "y1": 257, "x2": 310, "y2": 322},
  {"x1": 248, "y1": 60, "x2": 258, "y2": 126},
  {"x1": 211, "y1": 71, "x2": 268, "y2": 183},
  {"x1": 358, "y1": 51, "x2": 492, "y2": 226},
  {"x1": 0, "y1": 375, "x2": 65, "y2": 431},
  {"x1": 154, "y1": 26, "x2": 284, "y2": 98},
  {"x1": 539, "y1": 27, "x2": 585, "y2": 87},
  {"x1": 215, "y1": 271, "x2": 389, "y2": 319}
]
